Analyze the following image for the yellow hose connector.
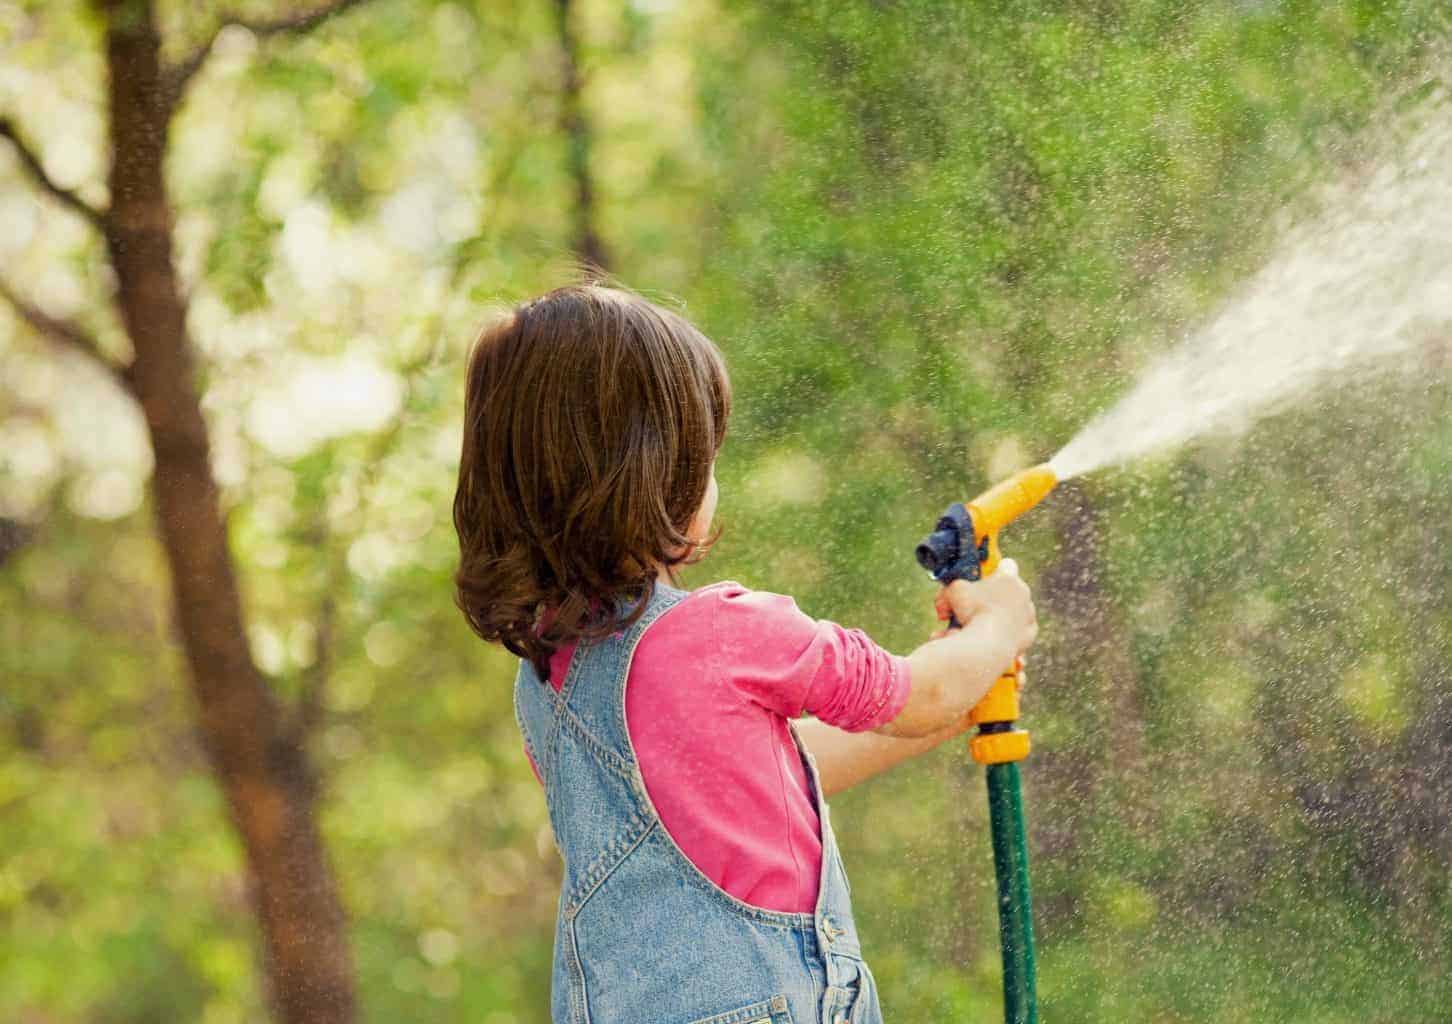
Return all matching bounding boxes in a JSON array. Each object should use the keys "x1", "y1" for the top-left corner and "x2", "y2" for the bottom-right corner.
[
  {"x1": 969, "y1": 671, "x2": 1030, "y2": 764},
  {"x1": 970, "y1": 728, "x2": 1031, "y2": 765},
  {"x1": 969, "y1": 668, "x2": 1023, "y2": 726}
]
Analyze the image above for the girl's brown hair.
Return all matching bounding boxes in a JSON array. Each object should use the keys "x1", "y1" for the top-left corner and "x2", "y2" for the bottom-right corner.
[{"x1": 453, "y1": 284, "x2": 731, "y2": 681}]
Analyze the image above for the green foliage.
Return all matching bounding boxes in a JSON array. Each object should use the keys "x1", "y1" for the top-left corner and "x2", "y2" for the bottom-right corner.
[{"x1": 1, "y1": 0, "x2": 1450, "y2": 1021}]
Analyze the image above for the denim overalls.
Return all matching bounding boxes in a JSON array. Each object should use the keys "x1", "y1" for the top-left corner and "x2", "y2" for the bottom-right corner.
[{"x1": 515, "y1": 581, "x2": 885, "y2": 1024}]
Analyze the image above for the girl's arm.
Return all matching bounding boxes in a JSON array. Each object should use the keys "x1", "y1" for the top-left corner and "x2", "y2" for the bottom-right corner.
[
  {"x1": 875, "y1": 562, "x2": 1037, "y2": 739},
  {"x1": 795, "y1": 562, "x2": 1037, "y2": 795},
  {"x1": 794, "y1": 710, "x2": 977, "y2": 798}
]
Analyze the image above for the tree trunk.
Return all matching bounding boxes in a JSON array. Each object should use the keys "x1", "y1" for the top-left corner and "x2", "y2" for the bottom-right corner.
[
  {"x1": 95, "y1": 2, "x2": 356, "y2": 1021},
  {"x1": 0, "y1": 516, "x2": 34, "y2": 569},
  {"x1": 1031, "y1": 481, "x2": 1149, "y2": 925},
  {"x1": 1040, "y1": 483, "x2": 1147, "y2": 777},
  {"x1": 554, "y1": 0, "x2": 610, "y2": 271}
]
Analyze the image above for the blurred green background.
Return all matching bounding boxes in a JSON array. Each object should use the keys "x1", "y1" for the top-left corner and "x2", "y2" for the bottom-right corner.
[{"x1": 3, "y1": 1, "x2": 1451, "y2": 1021}]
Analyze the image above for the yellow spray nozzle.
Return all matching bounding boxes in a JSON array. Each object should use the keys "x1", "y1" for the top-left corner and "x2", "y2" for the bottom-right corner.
[
  {"x1": 966, "y1": 463, "x2": 1056, "y2": 761},
  {"x1": 966, "y1": 463, "x2": 1058, "y2": 577},
  {"x1": 915, "y1": 462, "x2": 1058, "y2": 764},
  {"x1": 914, "y1": 462, "x2": 1059, "y2": 587}
]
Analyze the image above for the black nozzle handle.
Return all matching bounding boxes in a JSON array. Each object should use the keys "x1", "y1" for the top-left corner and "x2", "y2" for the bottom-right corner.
[{"x1": 917, "y1": 502, "x2": 987, "y2": 632}]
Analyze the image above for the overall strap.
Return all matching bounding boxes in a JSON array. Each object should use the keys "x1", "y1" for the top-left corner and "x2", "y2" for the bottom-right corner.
[{"x1": 558, "y1": 581, "x2": 691, "y2": 766}]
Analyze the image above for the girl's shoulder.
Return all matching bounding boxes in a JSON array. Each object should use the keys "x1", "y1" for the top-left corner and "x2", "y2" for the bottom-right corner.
[
  {"x1": 672, "y1": 580, "x2": 817, "y2": 639},
  {"x1": 679, "y1": 579, "x2": 801, "y2": 609}
]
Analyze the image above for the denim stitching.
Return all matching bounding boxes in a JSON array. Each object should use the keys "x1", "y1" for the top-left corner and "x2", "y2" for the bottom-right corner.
[
  {"x1": 564, "y1": 911, "x2": 589, "y2": 1024},
  {"x1": 565, "y1": 815, "x2": 656, "y2": 911},
  {"x1": 555, "y1": 704, "x2": 634, "y2": 778},
  {"x1": 512, "y1": 665, "x2": 541, "y2": 774},
  {"x1": 685, "y1": 995, "x2": 794, "y2": 1024}
]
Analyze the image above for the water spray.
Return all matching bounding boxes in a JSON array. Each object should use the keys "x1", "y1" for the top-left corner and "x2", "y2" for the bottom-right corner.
[
  {"x1": 907, "y1": 102, "x2": 1452, "y2": 1023},
  {"x1": 916, "y1": 463, "x2": 1058, "y2": 1024}
]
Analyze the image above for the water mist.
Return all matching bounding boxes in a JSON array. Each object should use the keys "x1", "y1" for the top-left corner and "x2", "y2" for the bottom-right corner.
[{"x1": 1051, "y1": 104, "x2": 1452, "y2": 482}]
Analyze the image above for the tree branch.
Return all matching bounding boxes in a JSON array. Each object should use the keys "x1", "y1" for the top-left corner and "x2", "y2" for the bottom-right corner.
[
  {"x1": 283, "y1": 329, "x2": 448, "y2": 747},
  {"x1": 553, "y1": 0, "x2": 610, "y2": 271},
  {"x1": 164, "y1": 0, "x2": 374, "y2": 110},
  {"x1": 292, "y1": 590, "x2": 335, "y2": 744},
  {"x1": 0, "y1": 279, "x2": 135, "y2": 394},
  {"x1": 0, "y1": 517, "x2": 37, "y2": 571},
  {"x1": 0, "y1": 118, "x2": 108, "y2": 231}
]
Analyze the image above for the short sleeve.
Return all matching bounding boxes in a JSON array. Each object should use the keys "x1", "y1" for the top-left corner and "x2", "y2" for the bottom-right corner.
[{"x1": 713, "y1": 583, "x2": 911, "y2": 732}]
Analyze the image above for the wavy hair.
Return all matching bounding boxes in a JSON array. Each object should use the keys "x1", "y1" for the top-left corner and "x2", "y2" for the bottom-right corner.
[{"x1": 453, "y1": 284, "x2": 731, "y2": 681}]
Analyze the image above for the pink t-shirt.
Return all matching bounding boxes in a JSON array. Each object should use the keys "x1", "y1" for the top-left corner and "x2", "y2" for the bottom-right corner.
[{"x1": 525, "y1": 581, "x2": 910, "y2": 914}]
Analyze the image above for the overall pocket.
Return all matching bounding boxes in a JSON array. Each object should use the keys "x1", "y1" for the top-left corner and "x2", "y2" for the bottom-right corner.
[
  {"x1": 821, "y1": 953, "x2": 882, "y2": 1024},
  {"x1": 686, "y1": 993, "x2": 795, "y2": 1024},
  {"x1": 848, "y1": 962, "x2": 881, "y2": 1024}
]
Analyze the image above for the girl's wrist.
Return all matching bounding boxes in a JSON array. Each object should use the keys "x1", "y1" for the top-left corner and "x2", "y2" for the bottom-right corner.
[{"x1": 960, "y1": 611, "x2": 1020, "y2": 677}]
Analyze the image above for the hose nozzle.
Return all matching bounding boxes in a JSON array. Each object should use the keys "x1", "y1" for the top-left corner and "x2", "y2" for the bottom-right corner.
[
  {"x1": 916, "y1": 464, "x2": 1058, "y2": 583},
  {"x1": 970, "y1": 462, "x2": 1058, "y2": 537},
  {"x1": 916, "y1": 462, "x2": 1058, "y2": 765}
]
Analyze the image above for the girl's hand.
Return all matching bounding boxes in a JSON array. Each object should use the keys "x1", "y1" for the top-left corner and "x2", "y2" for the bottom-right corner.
[
  {"x1": 878, "y1": 562, "x2": 1037, "y2": 738},
  {"x1": 921, "y1": 644, "x2": 1029, "y2": 738},
  {"x1": 933, "y1": 558, "x2": 1038, "y2": 658}
]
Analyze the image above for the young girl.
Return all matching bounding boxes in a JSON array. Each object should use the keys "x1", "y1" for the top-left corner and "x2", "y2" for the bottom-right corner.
[{"x1": 453, "y1": 284, "x2": 1037, "y2": 1024}]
